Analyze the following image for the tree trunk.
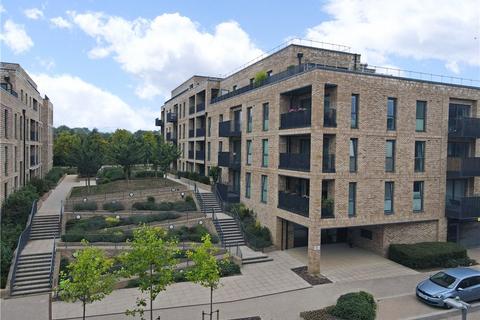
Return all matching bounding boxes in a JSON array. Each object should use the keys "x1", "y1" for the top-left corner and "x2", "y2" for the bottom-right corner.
[
  {"x1": 83, "y1": 301, "x2": 86, "y2": 320},
  {"x1": 150, "y1": 263, "x2": 153, "y2": 320},
  {"x1": 210, "y1": 286, "x2": 213, "y2": 320}
]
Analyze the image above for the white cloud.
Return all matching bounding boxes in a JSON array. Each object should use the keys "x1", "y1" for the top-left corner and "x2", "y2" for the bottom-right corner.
[
  {"x1": 69, "y1": 11, "x2": 263, "y2": 99},
  {"x1": 50, "y1": 16, "x2": 72, "y2": 29},
  {"x1": 36, "y1": 57, "x2": 56, "y2": 70},
  {"x1": 0, "y1": 4, "x2": 6, "y2": 13},
  {"x1": 0, "y1": 20, "x2": 34, "y2": 54},
  {"x1": 32, "y1": 73, "x2": 157, "y2": 131},
  {"x1": 305, "y1": 0, "x2": 480, "y2": 73},
  {"x1": 24, "y1": 8, "x2": 43, "y2": 20}
]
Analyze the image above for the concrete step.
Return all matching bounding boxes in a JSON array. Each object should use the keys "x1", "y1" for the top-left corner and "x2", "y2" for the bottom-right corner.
[
  {"x1": 14, "y1": 273, "x2": 50, "y2": 282},
  {"x1": 11, "y1": 287, "x2": 52, "y2": 296},
  {"x1": 17, "y1": 264, "x2": 51, "y2": 272},
  {"x1": 19, "y1": 253, "x2": 52, "y2": 259},
  {"x1": 18, "y1": 254, "x2": 52, "y2": 261},
  {"x1": 14, "y1": 278, "x2": 50, "y2": 287},
  {"x1": 18, "y1": 259, "x2": 51, "y2": 266},
  {"x1": 242, "y1": 256, "x2": 273, "y2": 265},
  {"x1": 30, "y1": 236, "x2": 57, "y2": 240}
]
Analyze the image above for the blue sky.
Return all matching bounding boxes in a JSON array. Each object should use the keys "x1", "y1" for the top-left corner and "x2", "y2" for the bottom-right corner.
[{"x1": 1, "y1": 0, "x2": 479, "y2": 131}]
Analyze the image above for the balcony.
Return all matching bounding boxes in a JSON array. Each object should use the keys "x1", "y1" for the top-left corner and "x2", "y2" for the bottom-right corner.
[
  {"x1": 447, "y1": 157, "x2": 480, "y2": 177},
  {"x1": 166, "y1": 132, "x2": 176, "y2": 143},
  {"x1": 279, "y1": 153, "x2": 310, "y2": 171},
  {"x1": 321, "y1": 202, "x2": 334, "y2": 218},
  {"x1": 217, "y1": 152, "x2": 241, "y2": 170},
  {"x1": 280, "y1": 110, "x2": 311, "y2": 129},
  {"x1": 446, "y1": 196, "x2": 480, "y2": 220},
  {"x1": 219, "y1": 121, "x2": 241, "y2": 137},
  {"x1": 449, "y1": 118, "x2": 480, "y2": 138},
  {"x1": 196, "y1": 128, "x2": 205, "y2": 137},
  {"x1": 278, "y1": 191, "x2": 309, "y2": 217},
  {"x1": 189, "y1": 129, "x2": 195, "y2": 138},
  {"x1": 188, "y1": 150, "x2": 194, "y2": 160},
  {"x1": 216, "y1": 183, "x2": 240, "y2": 203},
  {"x1": 0, "y1": 85, "x2": 18, "y2": 98},
  {"x1": 322, "y1": 154, "x2": 336, "y2": 173},
  {"x1": 189, "y1": 105, "x2": 195, "y2": 115},
  {"x1": 196, "y1": 102, "x2": 205, "y2": 113},
  {"x1": 323, "y1": 109, "x2": 337, "y2": 127},
  {"x1": 195, "y1": 150, "x2": 205, "y2": 161},
  {"x1": 155, "y1": 118, "x2": 163, "y2": 127},
  {"x1": 166, "y1": 112, "x2": 177, "y2": 123}
]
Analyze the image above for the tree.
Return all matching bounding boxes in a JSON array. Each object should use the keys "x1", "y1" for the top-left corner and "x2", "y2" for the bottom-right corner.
[
  {"x1": 141, "y1": 131, "x2": 157, "y2": 167},
  {"x1": 58, "y1": 241, "x2": 116, "y2": 320},
  {"x1": 186, "y1": 234, "x2": 223, "y2": 320},
  {"x1": 72, "y1": 130, "x2": 106, "y2": 190},
  {"x1": 208, "y1": 166, "x2": 220, "y2": 184},
  {"x1": 156, "y1": 137, "x2": 181, "y2": 176},
  {"x1": 121, "y1": 225, "x2": 178, "y2": 320},
  {"x1": 108, "y1": 129, "x2": 144, "y2": 180},
  {"x1": 53, "y1": 131, "x2": 80, "y2": 166}
]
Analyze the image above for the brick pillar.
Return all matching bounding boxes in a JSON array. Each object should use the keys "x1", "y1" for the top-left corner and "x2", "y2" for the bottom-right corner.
[
  {"x1": 307, "y1": 226, "x2": 321, "y2": 274},
  {"x1": 287, "y1": 222, "x2": 295, "y2": 249}
]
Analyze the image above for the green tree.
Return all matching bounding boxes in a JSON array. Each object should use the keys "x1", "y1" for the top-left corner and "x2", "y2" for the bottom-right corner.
[
  {"x1": 108, "y1": 129, "x2": 144, "y2": 180},
  {"x1": 141, "y1": 131, "x2": 157, "y2": 167},
  {"x1": 121, "y1": 225, "x2": 178, "y2": 320},
  {"x1": 208, "y1": 166, "x2": 220, "y2": 184},
  {"x1": 186, "y1": 234, "x2": 223, "y2": 320},
  {"x1": 72, "y1": 130, "x2": 106, "y2": 190},
  {"x1": 58, "y1": 241, "x2": 116, "y2": 320},
  {"x1": 156, "y1": 137, "x2": 181, "y2": 176},
  {"x1": 53, "y1": 131, "x2": 81, "y2": 166}
]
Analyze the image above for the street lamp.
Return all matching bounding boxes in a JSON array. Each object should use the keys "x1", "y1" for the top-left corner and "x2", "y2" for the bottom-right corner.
[
  {"x1": 443, "y1": 297, "x2": 470, "y2": 320},
  {"x1": 180, "y1": 192, "x2": 185, "y2": 199},
  {"x1": 198, "y1": 220, "x2": 203, "y2": 225},
  {"x1": 76, "y1": 215, "x2": 81, "y2": 220}
]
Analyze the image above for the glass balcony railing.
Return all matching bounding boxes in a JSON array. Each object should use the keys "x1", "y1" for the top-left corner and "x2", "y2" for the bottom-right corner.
[
  {"x1": 278, "y1": 191, "x2": 309, "y2": 217},
  {"x1": 446, "y1": 196, "x2": 480, "y2": 220},
  {"x1": 280, "y1": 109, "x2": 311, "y2": 129},
  {"x1": 279, "y1": 153, "x2": 310, "y2": 171}
]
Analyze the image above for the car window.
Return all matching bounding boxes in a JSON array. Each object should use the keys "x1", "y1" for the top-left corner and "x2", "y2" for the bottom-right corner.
[
  {"x1": 430, "y1": 272, "x2": 457, "y2": 288},
  {"x1": 458, "y1": 277, "x2": 474, "y2": 289},
  {"x1": 471, "y1": 276, "x2": 480, "y2": 287}
]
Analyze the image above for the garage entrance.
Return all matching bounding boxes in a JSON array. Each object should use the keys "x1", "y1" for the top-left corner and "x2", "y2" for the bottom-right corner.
[{"x1": 279, "y1": 218, "x2": 308, "y2": 250}]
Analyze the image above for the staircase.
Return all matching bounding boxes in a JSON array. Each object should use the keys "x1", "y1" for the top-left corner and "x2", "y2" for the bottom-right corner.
[
  {"x1": 195, "y1": 192, "x2": 222, "y2": 214},
  {"x1": 10, "y1": 252, "x2": 53, "y2": 296},
  {"x1": 29, "y1": 215, "x2": 60, "y2": 240},
  {"x1": 214, "y1": 218, "x2": 245, "y2": 247}
]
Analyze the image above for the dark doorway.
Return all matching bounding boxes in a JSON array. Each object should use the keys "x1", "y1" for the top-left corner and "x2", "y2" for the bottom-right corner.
[{"x1": 321, "y1": 228, "x2": 348, "y2": 244}]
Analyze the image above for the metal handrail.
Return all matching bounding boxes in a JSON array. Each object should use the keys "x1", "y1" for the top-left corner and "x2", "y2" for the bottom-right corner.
[
  {"x1": 49, "y1": 235, "x2": 56, "y2": 288},
  {"x1": 9, "y1": 200, "x2": 38, "y2": 290},
  {"x1": 212, "y1": 208, "x2": 226, "y2": 248},
  {"x1": 193, "y1": 184, "x2": 207, "y2": 216}
]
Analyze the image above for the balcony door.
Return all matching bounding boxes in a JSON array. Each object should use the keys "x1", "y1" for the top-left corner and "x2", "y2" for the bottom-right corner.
[{"x1": 233, "y1": 109, "x2": 242, "y2": 132}]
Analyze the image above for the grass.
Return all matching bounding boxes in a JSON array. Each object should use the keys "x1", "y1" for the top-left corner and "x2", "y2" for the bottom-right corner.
[{"x1": 70, "y1": 178, "x2": 178, "y2": 197}]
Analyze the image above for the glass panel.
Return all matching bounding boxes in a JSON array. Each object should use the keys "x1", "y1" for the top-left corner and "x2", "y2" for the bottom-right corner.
[
  {"x1": 262, "y1": 139, "x2": 269, "y2": 167},
  {"x1": 413, "y1": 181, "x2": 424, "y2": 212},
  {"x1": 246, "y1": 141, "x2": 252, "y2": 165},
  {"x1": 247, "y1": 107, "x2": 252, "y2": 132},
  {"x1": 387, "y1": 98, "x2": 396, "y2": 130},
  {"x1": 415, "y1": 141, "x2": 425, "y2": 172},
  {"x1": 245, "y1": 173, "x2": 251, "y2": 198},
  {"x1": 348, "y1": 183, "x2": 356, "y2": 216},
  {"x1": 261, "y1": 175, "x2": 268, "y2": 203},
  {"x1": 384, "y1": 182, "x2": 394, "y2": 213},
  {"x1": 385, "y1": 140, "x2": 395, "y2": 172},
  {"x1": 351, "y1": 94, "x2": 359, "y2": 128},
  {"x1": 263, "y1": 103, "x2": 269, "y2": 131}
]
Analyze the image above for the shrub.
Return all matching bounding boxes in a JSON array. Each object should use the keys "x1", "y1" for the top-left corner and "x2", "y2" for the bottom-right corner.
[
  {"x1": 44, "y1": 167, "x2": 65, "y2": 184},
  {"x1": 254, "y1": 71, "x2": 268, "y2": 86},
  {"x1": 134, "y1": 170, "x2": 157, "y2": 178},
  {"x1": 132, "y1": 199, "x2": 196, "y2": 212},
  {"x1": 73, "y1": 201, "x2": 98, "y2": 211},
  {"x1": 169, "y1": 225, "x2": 216, "y2": 243},
  {"x1": 105, "y1": 216, "x2": 120, "y2": 226},
  {"x1": 388, "y1": 242, "x2": 471, "y2": 269},
  {"x1": 102, "y1": 202, "x2": 125, "y2": 212},
  {"x1": 218, "y1": 259, "x2": 240, "y2": 277},
  {"x1": 176, "y1": 171, "x2": 211, "y2": 185},
  {"x1": 29, "y1": 178, "x2": 53, "y2": 196},
  {"x1": 330, "y1": 291, "x2": 376, "y2": 320},
  {"x1": 147, "y1": 196, "x2": 155, "y2": 203},
  {"x1": 97, "y1": 167, "x2": 124, "y2": 184},
  {"x1": 229, "y1": 203, "x2": 272, "y2": 249}
]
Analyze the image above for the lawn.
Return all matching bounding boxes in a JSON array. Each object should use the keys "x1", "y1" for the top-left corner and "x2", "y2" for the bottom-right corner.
[{"x1": 70, "y1": 178, "x2": 178, "y2": 197}]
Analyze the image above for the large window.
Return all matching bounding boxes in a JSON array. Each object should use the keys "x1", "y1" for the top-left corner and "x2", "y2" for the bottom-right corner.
[
  {"x1": 261, "y1": 175, "x2": 268, "y2": 203},
  {"x1": 247, "y1": 107, "x2": 253, "y2": 133},
  {"x1": 246, "y1": 140, "x2": 252, "y2": 165},
  {"x1": 245, "y1": 172, "x2": 251, "y2": 199},
  {"x1": 351, "y1": 94, "x2": 359, "y2": 129},
  {"x1": 387, "y1": 97, "x2": 397, "y2": 130},
  {"x1": 415, "y1": 141, "x2": 425, "y2": 172},
  {"x1": 262, "y1": 103, "x2": 269, "y2": 131},
  {"x1": 262, "y1": 139, "x2": 269, "y2": 167},
  {"x1": 207, "y1": 117, "x2": 211, "y2": 137},
  {"x1": 349, "y1": 138, "x2": 358, "y2": 172},
  {"x1": 348, "y1": 182, "x2": 356, "y2": 217},
  {"x1": 385, "y1": 140, "x2": 395, "y2": 172},
  {"x1": 207, "y1": 142, "x2": 211, "y2": 161},
  {"x1": 4, "y1": 146, "x2": 8, "y2": 176},
  {"x1": 384, "y1": 181, "x2": 394, "y2": 214},
  {"x1": 3, "y1": 109, "x2": 8, "y2": 138},
  {"x1": 416, "y1": 101, "x2": 426, "y2": 132},
  {"x1": 413, "y1": 181, "x2": 424, "y2": 212}
]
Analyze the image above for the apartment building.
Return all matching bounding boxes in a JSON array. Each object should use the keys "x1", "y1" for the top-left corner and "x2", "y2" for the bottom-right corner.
[
  {"x1": 1, "y1": 62, "x2": 54, "y2": 206},
  {"x1": 158, "y1": 43, "x2": 480, "y2": 273}
]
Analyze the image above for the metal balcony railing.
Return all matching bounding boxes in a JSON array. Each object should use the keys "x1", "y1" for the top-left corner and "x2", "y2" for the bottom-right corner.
[
  {"x1": 448, "y1": 117, "x2": 480, "y2": 138},
  {"x1": 323, "y1": 109, "x2": 337, "y2": 127},
  {"x1": 279, "y1": 153, "x2": 310, "y2": 171},
  {"x1": 446, "y1": 196, "x2": 480, "y2": 220},
  {"x1": 217, "y1": 152, "x2": 241, "y2": 169},
  {"x1": 155, "y1": 118, "x2": 163, "y2": 127},
  {"x1": 447, "y1": 157, "x2": 480, "y2": 177},
  {"x1": 278, "y1": 191, "x2": 309, "y2": 217},
  {"x1": 196, "y1": 102, "x2": 205, "y2": 113},
  {"x1": 219, "y1": 121, "x2": 241, "y2": 137},
  {"x1": 280, "y1": 109, "x2": 311, "y2": 129},
  {"x1": 196, "y1": 128, "x2": 205, "y2": 137},
  {"x1": 322, "y1": 154, "x2": 336, "y2": 173},
  {"x1": 166, "y1": 112, "x2": 177, "y2": 123},
  {"x1": 216, "y1": 183, "x2": 240, "y2": 203}
]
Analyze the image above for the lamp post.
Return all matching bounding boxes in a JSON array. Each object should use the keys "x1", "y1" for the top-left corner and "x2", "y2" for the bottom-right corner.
[{"x1": 443, "y1": 297, "x2": 470, "y2": 320}]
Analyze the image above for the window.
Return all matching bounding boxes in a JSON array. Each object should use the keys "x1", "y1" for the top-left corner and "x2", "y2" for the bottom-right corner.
[
  {"x1": 3, "y1": 109, "x2": 7, "y2": 138},
  {"x1": 351, "y1": 94, "x2": 359, "y2": 128},
  {"x1": 360, "y1": 229, "x2": 373, "y2": 240},
  {"x1": 262, "y1": 139, "x2": 269, "y2": 167},
  {"x1": 219, "y1": 114, "x2": 223, "y2": 123},
  {"x1": 387, "y1": 97, "x2": 396, "y2": 130},
  {"x1": 349, "y1": 138, "x2": 358, "y2": 172},
  {"x1": 207, "y1": 117, "x2": 211, "y2": 137},
  {"x1": 266, "y1": 70, "x2": 272, "y2": 77},
  {"x1": 219, "y1": 141, "x2": 223, "y2": 152},
  {"x1": 413, "y1": 181, "x2": 424, "y2": 212},
  {"x1": 246, "y1": 140, "x2": 252, "y2": 165},
  {"x1": 385, "y1": 140, "x2": 395, "y2": 172},
  {"x1": 232, "y1": 85, "x2": 237, "y2": 91},
  {"x1": 416, "y1": 101, "x2": 426, "y2": 132},
  {"x1": 4, "y1": 146, "x2": 8, "y2": 176},
  {"x1": 245, "y1": 172, "x2": 251, "y2": 198},
  {"x1": 14, "y1": 114, "x2": 17, "y2": 139},
  {"x1": 384, "y1": 181, "x2": 394, "y2": 214},
  {"x1": 348, "y1": 182, "x2": 356, "y2": 217},
  {"x1": 262, "y1": 103, "x2": 269, "y2": 131},
  {"x1": 14, "y1": 146, "x2": 17, "y2": 172},
  {"x1": 249, "y1": 78, "x2": 254, "y2": 86},
  {"x1": 261, "y1": 175, "x2": 268, "y2": 203},
  {"x1": 415, "y1": 141, "x2": 425, "y2": 172},
  {"x1": 247, "y1": 107, "x2": 253, "y2": 133},
  {"x1": 207, "y1": 142, "x2": 211, "y2": 161}
]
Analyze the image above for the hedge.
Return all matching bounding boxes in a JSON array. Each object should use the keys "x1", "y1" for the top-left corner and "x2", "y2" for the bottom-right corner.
[
  {"x1": 388, "y1": 242, "x2": 473, "y2": 269},
  {"x1": 102, "y1": 202, "x2": 125, "y2": 212},
  {"x1": 228, "y1": 203, "x2": 272, "y2": 250},
  {"x1": 134, "y1": 170, "x2": 158, "y2": 178},
  {"x1": 73, "y1": 201, "x2": 98, "y2": 211},
  {"x1": 97, "y1": 167, "x2": 124, "y2": 184},
  {"x1": 176, "y1": 171, "x2": 210, "y2": 185},
  {"x1": 169, "y1": 225, "x2": 219, "y2": 244},
  {"x1": 132, "y1": 197, "x2": 196, "y2": 212},
  {"x1": 330, "y1": 291, "x2": 376, "y2": 320}
]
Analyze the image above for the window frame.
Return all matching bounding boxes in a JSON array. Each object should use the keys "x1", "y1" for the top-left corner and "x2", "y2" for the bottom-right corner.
[
  {"x1": 349, "y1": 138, "x2": 358, "y2": 172},
  {"x1": 387, "y1": 97, "x2": 397, "y2": 131},
  {"x1": 245, "y1": 172, "x2": 251, "y2": 199},
  {"x1": 260, "y1": 175, "x2": 268, "y2": 203},
  {"x1": 385, "y1": 140, "x2": 396, "y2": 172},
  {"x1": 246, "y1": 106, "x2": 253, "y2": 133},
  {"x1": 262, "y1": 103, "x2": 269, "y2": 131},
  {"x1": 384, "y1": 181, "x2": 394, "y2": 214},
  {"x1": 414, "y1": 141, "x2": 425, "y2": 172},
  {"x1": 262, "y1": 139, "x2": 269, "y2": 167},
  {"x1": 348, "y1": 182, "x2": 357, "y2": 217},
  {"x1": 416, "y1": 101, "x2": 427, "y2": 132},
  {"x1": 413, "y1": 181, "x2": 424, "y2": 212},
  {"x1": 246, "y1": 140, "x2": 252, "y2": 165},
  {"x1": 351, "y1": 94, "x2": 359, "y2": 129}
]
